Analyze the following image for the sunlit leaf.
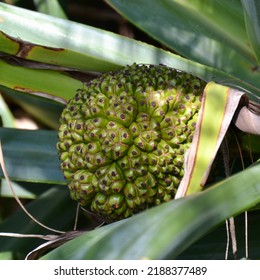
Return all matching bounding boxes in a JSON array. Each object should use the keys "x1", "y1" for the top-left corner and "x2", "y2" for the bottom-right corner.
[
  {"x1": 1, "y1": 1, "x2": 258, "y2": 98},
  {"x1": 106, "y1": 0, "x2": 260, "y2": 95},
  {"x1": 0, "y1": 0, "x2": 259, "y2": 261}
]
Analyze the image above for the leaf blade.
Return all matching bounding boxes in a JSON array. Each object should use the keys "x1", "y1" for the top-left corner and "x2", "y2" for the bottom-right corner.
[
  {"x1": 0, "y1": 128, "x2": 65, "y2": 184},
  {"x1": 0, "y1": 3, "x2": 259, "y2": 97},
  {"x1": 106, "y1": 0, "x2": 260, "y2": 94},
  {"x1": 241, "y1": 0, "x2": 260, "y2": 64},
  {"x1": 33, "y1": 0, "x2": 67, "y2": 19},
  {"x1": 42, "y1": 164, "x2": 260, "y2": 259}
]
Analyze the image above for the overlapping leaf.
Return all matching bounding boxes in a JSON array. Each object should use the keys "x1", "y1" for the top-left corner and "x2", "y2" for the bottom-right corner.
[
  {"x1": 42, "y1": 164, "x2": 260, "y2": 259},
  {"x1": 106, "y1": 0, "x2": 260, "y2": 96},
  {"x1": 0, "y1": 1, "x2": 259, "y2": 261},
  {"x1": 241, "y1": 0, "x2": 260, "y2": 64},
  {"x1": 0, "y1": 2, "x2": 258, "y2": 99},
  {"x1": 0, "y1": 187, "x2": 77, "y2": 259},
  {"x1": 0, "y1": 128, "x2": 65, "y2": 184}
]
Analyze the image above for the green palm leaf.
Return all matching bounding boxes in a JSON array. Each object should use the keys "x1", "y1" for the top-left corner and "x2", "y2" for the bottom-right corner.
[
  {"x1": 42, "y1": 164, "x2": 260, "y2": 259},
  {"x1": 0, "y1": 1, "x2": 259, "y2": 260}
]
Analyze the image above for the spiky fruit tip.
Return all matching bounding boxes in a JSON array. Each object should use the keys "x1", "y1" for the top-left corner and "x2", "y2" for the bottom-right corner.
[{"x1": 57, "y1": 63, "x2": 206, "y2": 221}]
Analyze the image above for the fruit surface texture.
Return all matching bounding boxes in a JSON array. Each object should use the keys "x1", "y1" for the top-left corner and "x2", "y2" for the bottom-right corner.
[{"x1": 57, "y1": 64, "x2": 206, "y2": 221}]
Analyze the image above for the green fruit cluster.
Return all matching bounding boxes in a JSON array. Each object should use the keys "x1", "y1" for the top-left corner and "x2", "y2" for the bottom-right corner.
[{"x1": 57, "y1": 64, "x2": 206, "y2": 221}]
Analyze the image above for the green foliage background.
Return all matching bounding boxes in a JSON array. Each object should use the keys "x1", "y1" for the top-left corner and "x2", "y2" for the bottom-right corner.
[{"x1": 0, "y1": 0, "x2": 259, "y2": 260}]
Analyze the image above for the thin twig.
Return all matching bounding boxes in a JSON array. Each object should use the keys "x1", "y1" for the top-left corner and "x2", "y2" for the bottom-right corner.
[
  {"x1": 243, "y1": 133, "x2": 255, "y2": 260},
  {"x1": 232, "y1": 132, "x2": 245, "y2": 170},
  {"x1": 245, "y1": 211, "x2": 248, "y2": 259},
  {"x1": 233, "y1": 130, "x2": 250, "y2": 259},
  {"x1": 0, "y1": 232, "x2": 58, "y2": 241},
  {"x1": 229, "y1": 218, "x2": 238, "y2": 259},
  {"x1": 221, "y1": 137, "x2": 238, "y2": 259},
  {"x1": 225, "y1": 220, "x2": 230, "y2": 260},
  {"x1": 73, "y1": 203, "x2": 80, "y2": 231},
  {"x1": 25, "y1": 230, "x2": 86, "y2": 260}
]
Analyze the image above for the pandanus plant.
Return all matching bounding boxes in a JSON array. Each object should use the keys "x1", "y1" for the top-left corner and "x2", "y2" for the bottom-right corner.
[{"x1": 0, "y1": 0, "x2": 259, "y2": 260}]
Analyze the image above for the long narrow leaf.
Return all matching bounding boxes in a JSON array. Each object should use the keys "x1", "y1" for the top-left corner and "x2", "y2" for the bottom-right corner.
[
  {"x1": 106, "y1": 0, "x2": 260, "y2": 94},
  {"x1": 176, "y1": 0, "x2": 251, "y2": 58},
  {"x1": 0, "y1": 3, "x2": 196, "y2": 71},
  {"x1": 107, "y1": 0, "x2": 252, "y2": 61},
  {"x1": 0, "y1": 186, "x2": 76, "y2": 259},
  {"x1": 241, "y1": 0, "x2": 260, "y2": 64},
  {"x1": 0, "y1": 128, "x2": 65, "y2": 184},
  {"x1": 1, "y1": 2, "x2": 259, "y2": 98},
  {"x1": 176, "y1": 83, "x2": 245, "y2": 197},
  {"x1": 0, "y1": 86, "x2": 64, "y2": 129},
  {"x1": 177, "y1": 211, "x2": 260, "y2": 259},
  {"x1": 42, "y1": 164, "x2": 260, "y2": 259},
  {"x1": 0, "y1": 59, "x2": 81, "y2": 101},
  {"x1": 33, "y1": 0, "x2": 67, "y2": 19}
]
